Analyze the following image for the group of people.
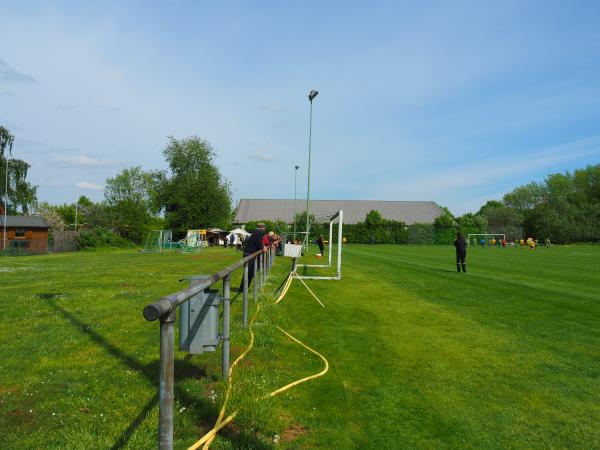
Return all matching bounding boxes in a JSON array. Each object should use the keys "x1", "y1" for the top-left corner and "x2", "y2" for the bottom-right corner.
[
  {"x1": 478, "y1": 237, "x2": 508, "y2": 248},
  {"x1": 455, "y1": 232, "x2": 554, "y2": 273},
  {"x1": 238, "y1": 223, "x2": 281, "y2": 290}
]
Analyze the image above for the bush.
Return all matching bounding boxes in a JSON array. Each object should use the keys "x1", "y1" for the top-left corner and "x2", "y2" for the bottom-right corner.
[{"x1": 77, "y1": 228, "x2": 134, "y2": 249}]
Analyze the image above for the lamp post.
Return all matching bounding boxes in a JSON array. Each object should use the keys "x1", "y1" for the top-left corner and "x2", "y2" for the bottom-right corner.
[
  {"x1": 293, "y1": 165, "x2": 299, "y2": 238},
  {"x1": 74, "y1": 185, "x2": 79, "y2": 232},
  {"x1": 305, "y1": 90, "x2": 318, "y2": 250},
  {"x1": 3, "y1": 158, "x2": 8, "y2": 251}
]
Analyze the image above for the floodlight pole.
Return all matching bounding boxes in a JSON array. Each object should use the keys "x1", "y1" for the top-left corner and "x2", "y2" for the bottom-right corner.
[
  {"x1": 3, "y1": 158, "x2": 8, "y2": 251},
  {"x1": 305, "y1": 90, "x2": 318, "y2": 251},
  {"x1": 293, "y1": 165, "x2": 299, "y2": 238},
  {"x1": 74, "y1": 186, "x2": 79, "y2": 232}
]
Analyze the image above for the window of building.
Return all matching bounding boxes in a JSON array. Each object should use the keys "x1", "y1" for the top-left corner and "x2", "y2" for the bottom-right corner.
[{"x1": 15, "y1": 229, "x2": 26, "y2": 238}]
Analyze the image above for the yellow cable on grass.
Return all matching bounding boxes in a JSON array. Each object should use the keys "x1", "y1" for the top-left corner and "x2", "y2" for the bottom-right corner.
[
  {"x1": 188, "y1": 326, "x2": 329, "y2": 449},
  {"x1": 189, "y1": 270, "x2": 329, "y2": 449},
  {"x1": 195, "y1": 304, "x2": 261, "y2": 450},
  {"x1": 274, "y1": 272, "x2": 294, "y2": 304}
]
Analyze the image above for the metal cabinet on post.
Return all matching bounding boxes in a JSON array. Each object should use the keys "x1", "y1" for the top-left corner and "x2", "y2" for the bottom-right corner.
[{"x1": 179, "y1": 275, "x2": 221, "y2": 354}]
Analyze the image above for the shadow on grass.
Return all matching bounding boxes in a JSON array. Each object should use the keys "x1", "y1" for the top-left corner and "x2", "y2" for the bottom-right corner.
[{"x1": 40, "y1": 294, "x2": 271, "y2": 449}]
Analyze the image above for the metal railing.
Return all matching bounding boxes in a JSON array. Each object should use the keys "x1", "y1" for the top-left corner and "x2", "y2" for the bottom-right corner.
[{"x1": 142, "y1": 244, "x2": 277, "y2": 450}]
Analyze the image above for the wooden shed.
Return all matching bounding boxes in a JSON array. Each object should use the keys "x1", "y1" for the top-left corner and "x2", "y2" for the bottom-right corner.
[{"x1": 0, "y1": 215, "x2": 50, "y2": 254}]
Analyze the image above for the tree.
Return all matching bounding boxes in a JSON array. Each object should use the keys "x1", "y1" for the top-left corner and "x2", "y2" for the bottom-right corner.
[
  {"x1": 0, "y1": 126, "x2": 37, "y2": 214},
  {"x1": 365, "y1": 210, "x2": 384, "y2": 226},
  {"x1": 159, "y1": 137, "x2": 232, "y2": 236},
  {"x1": 104, "y1": 166, "x2": 164, "y2": 242},
  {"x1": 503, "y1": 182, "x2": 545, "y2": 211},
  {"x1": 481, "y1": 205, "x2": 524, "y2": 240},
  {"x1": 36, "y1": 202, "x2": 65, "y2": 234},
  {"x1": 456, "y1": 213, "x2": 487, "y2": 235},
  {"x1": 433, "y1": 206, "x2": 456, "y2": 244}
]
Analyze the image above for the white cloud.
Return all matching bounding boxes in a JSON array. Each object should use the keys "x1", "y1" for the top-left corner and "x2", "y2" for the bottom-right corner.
[
  {"x1": 380, "y1": 135, "x2": 600, "y2": 194},
  {"x1": 0, "y1": 59, "x2": 37, "y2": 84},
  {"x1": 50, "y1": 154, "x2": 120, "y2": 168},
  {"x1": 77, "y1": 181, "x2": 103, "y2": 191},
  {"x1": 247, "y1": 151, "x2": 278, "y2": 162}
]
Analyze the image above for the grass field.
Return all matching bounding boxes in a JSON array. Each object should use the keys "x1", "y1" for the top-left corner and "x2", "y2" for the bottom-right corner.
[{"x1": 1, "y1": 244, "x2": 599, "y2": 449}]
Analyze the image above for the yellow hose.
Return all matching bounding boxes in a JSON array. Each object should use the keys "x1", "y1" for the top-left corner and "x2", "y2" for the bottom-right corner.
[
  {"x1": 188, "y1": 326, "x2": 329, "y2": 449},
  {"x1": 189, "y1": 270, "x2": 329, "y2": 449},
  {"x1": 274, "y1": 272, "x2": 294, "y2": 304},
  {"x1": 197, "y1": 304, "x2": 261, "y2": 450}
]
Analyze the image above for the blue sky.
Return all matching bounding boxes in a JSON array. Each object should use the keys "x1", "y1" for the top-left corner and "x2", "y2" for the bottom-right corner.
[{"x1": 1, "y1": 1, "x2": 599, "y2": 215}]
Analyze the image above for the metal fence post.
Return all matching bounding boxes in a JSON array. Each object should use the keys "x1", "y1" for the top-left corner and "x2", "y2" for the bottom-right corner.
[
  {"x1": 259, "y1": 253, "x2": 263, "y2": 289},
  {"x1": 242, "y1": 262, "x2": 248, "y2": 328},
  {"x1": 253, "y1": 257, "x2": 257, "y2": 302},
  {"x1": 222, "y1": 275, "x2": 230, "y2": 378},
  {"x1": 264, "y1": 250, "x2": 268, "y2": 278},
  {"x1": 158, "y1": 306, "x2": 176, "y2": 450}
]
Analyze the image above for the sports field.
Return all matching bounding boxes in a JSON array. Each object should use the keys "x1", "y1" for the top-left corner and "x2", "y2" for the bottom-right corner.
[{"x1": 1, "y1": 245, "x2": 599, "y2": 449}]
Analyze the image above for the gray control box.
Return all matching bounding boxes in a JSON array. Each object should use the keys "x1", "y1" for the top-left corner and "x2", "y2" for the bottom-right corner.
[{"x1": 179, "y1": 275, "x2": 221, "y2": 354}]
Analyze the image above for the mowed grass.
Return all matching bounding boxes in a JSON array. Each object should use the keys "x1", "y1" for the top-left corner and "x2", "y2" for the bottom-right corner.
[{"x1": 1, "y1": 244, "x2": 600, "y2": 449}]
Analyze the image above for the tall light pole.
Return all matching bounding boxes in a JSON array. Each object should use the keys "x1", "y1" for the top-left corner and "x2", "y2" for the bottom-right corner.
[
  {"x1": 74, "y1": 185, "x2": 80, "y2": 232},
  {"x1": 3, "y1": 158, "x2": 8, "y2": 251},
  {"x1": 293, "y1": 165, "x2": 299, "y2": 238},
  {"x1": 305, "y1": 89, "x2": 318, "y2": 249}
]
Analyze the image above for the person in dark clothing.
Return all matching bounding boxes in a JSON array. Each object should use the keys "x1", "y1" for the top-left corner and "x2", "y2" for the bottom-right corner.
[
  {"x1": 454, "y1": 232, "x2": 467, "y2": 272},
  {"x1": 239, "y1": 223, "x2": 266, "y2": 290},
  {"x1": 317, "y1": 234, "x2": 325, "y2": 255}
]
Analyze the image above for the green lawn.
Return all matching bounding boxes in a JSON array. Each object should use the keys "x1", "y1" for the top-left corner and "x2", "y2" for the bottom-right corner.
[{"x1": 1, "y1": 245, "x2": 599, "y2": 449}]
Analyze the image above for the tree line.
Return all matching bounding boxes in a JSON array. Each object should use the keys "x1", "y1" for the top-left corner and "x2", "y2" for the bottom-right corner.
[
  {"x1": 3, "y1": 128, "x2": 233, "y2": 246},
  {"x1": 3, "y1": 122, "x2": 599, "y2": 246}
]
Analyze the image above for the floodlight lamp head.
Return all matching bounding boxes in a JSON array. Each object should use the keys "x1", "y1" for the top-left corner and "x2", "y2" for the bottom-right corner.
[{"x1": 308, "y1": 90, "x2": 319, "y2": 102}]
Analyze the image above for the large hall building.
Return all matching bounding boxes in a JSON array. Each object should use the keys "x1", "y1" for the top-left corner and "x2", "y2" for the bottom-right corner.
[{"x1": 233, "y1": 199, "x2": 443, "y2": 226}]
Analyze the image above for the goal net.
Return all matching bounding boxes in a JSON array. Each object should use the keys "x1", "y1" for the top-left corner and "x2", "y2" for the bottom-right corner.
[
  {"x1": 295, "y1": 210, "x2": 344, "y2": 280},
  {"x1": 142, "y1": 230, "x2": 173, "y2": 253},
  {"x1": 177, "y1": 230, "x2": 206, "y2": 252}
]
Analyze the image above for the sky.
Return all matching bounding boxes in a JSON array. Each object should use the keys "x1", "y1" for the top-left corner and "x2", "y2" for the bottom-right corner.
[{"x1": 1, "y1": 0, "x2": 599, "y2": 215}]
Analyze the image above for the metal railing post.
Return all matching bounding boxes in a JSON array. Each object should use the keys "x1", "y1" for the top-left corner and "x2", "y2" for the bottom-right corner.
[
  {"x1": 253, "y1": 257, "x2": 257, "y2": 302},
  {"x1": 242, "y1": 262, "x2": 248, "y2": 328},
  {"x1": 222, "y1": 275, "x2": 230, "y2": 378},
  {"x1": 158, "y1": 307, "x2": 176, "y2": 450},
  {"x1": 259, "y1": 253, "x2": 264, "y2": 288}
]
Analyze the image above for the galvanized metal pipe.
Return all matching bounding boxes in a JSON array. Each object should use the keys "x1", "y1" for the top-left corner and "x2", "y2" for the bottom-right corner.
[
  {"x1": 143, "y1": 250, "x2": 262, "y2": 321},
  {"x1": 242, "y1": 262, "x2": 248, "y2": 328},
  {"x1": 222, "y1": 275, "x2": 230, "y2": 378},
  {"x1": 158, "y1": 307, "x2": 176, "y2": 450},
  {"x1": 143, "y1": 248, "x2": 274, "y2": 447},
  {"x1": 253, "y1": 257, "x2": 257, "y2": 302},
  {"x1": 259, "y1": 252, "x2": 264, "y2": 288}
]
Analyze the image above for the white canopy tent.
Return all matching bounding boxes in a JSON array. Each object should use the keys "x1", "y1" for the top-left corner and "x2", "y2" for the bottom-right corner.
[{"x1": 227, "y1": 228, "x2": 251, "y2": 246}]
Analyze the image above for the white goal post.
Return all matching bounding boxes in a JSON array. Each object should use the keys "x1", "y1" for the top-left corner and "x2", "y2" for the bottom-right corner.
[
  {"x1": 297, "y1": 210, "x2": 343, "y2": 280},
  {"x1": 467, "y1": 233, "x2": 506, "y2": 245}
]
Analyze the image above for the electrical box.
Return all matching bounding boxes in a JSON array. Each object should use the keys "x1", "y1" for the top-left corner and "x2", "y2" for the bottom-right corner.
[
  {"x1": 179, "y1": 275, "x2": 221, "y2": 354},
  {"x1": 284, "y1": 243, "x2": 302, "y2": 258}
]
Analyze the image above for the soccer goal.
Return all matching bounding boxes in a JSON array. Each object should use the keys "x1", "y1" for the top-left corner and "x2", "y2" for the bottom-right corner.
[
  {"x1": 177, "y1": 230, "x2": 206, "y2": 252},
  {"x1": 142, "y1": 230, "x2": 173, "y2": 253},
  {"x1": 467, "y1": 233, "x2": 505, "y2": 246},
  {"x1": 296, "y1": 209, "x2": 344, "y2": 280}
]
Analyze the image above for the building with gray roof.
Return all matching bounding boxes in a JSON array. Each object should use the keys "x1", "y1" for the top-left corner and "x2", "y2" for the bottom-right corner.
[{"x1": 233, "y1": 199, "x2": 443, "y2": 225}]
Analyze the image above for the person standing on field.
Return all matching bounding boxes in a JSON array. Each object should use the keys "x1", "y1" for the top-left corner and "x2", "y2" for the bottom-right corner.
[
  {"x1": 317, "y1": 234, "x2": 325, "y2": 255},
  {"x1": 454, "y1": 232, "x2": 467, "y2": 273},
  {"x1": 239, "y1": 223, "x2": 266, "y2": 291}
]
